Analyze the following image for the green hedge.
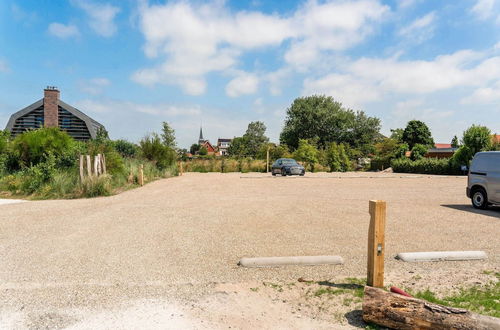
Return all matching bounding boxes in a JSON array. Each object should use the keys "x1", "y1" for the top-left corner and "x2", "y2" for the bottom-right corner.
[{"x1": 391, "y1": 157, "x2": 462, "y2": 175}]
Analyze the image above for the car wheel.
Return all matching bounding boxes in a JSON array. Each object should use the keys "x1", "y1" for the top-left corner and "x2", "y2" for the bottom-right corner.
[
  {"x1": 471, "y1": 188, "x2": 488, "y2": 209},
  {"x1": 281, "y1": 169, "x2": 287, "y2": 176},
  {"x1": 299, "y1": 173, "x2": 305, "y2": 176},
  {"x1": 272, "y1": 171, "x2": 276, "y2": 176}
]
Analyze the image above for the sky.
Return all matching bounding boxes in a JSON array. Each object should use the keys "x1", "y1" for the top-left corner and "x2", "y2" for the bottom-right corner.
[{"x1": 0, "y1": 0, "x2": 499, "y2": 148}]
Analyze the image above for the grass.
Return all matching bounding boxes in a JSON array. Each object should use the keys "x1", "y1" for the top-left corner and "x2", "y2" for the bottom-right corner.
[{"x1": 412, "y1": 273, "x2": 500, "y2": 318}]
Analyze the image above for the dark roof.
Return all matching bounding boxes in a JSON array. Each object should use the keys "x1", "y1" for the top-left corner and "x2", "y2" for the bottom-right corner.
[
  {"x1": 217, "y1": 138, "x2": 232, "y2": 142},
  {"x1": 5, "y1": 98, "x2": 104, "y2": 139},
  {"x1": 427, "y1": 148, "x2": 457, "y2": 153}
]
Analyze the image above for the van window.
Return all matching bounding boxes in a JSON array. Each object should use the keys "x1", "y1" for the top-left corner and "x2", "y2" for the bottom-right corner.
[{"x1": 471, "y1": 153, "x2": 500, "y2": 172}]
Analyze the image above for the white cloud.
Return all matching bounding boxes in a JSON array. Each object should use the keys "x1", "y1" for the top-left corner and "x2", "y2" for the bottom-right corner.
[
  {"x1": 73, "y1": 99, "x2": 202, "y2": 117},
  {"x1": 0, "y1": 59, "x2": 9, "y2": 73},
  {"x1": 226, "y1": 73, "x2": 259, "y2": 97},
  {"x1": 48, "y1": 23, "x2": 80, "y2": 39},
  {"x1": 72, "y1": 0, "x2": 120, "y2": 37},
  {"x1": 303, "y1": 73, "x2": 380, "y2": 109},
  {"x1": 398, "y1": 12, "x2": 436, "y2": 43},
  {"x1": 78, "y1": 78, "x2": 111, "y2": 95},
  {"x1": 471, "y1": 0, "x2": 496, "y2": 20},
  {"x1": 461, "y1": 80, "x2": 500, "y2": 104},
  {"x1": 133, "y1": 0, "x2": 389, "y2": 94}
]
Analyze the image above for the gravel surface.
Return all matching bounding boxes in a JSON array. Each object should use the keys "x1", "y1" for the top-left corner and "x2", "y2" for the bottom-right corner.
[{"x1": 0, "y1": 172, "x2": 498, "y2": 329}]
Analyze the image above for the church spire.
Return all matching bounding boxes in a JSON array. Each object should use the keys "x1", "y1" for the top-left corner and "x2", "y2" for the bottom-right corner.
[{"x1": 198, "y1": 126, "x2": 205, "y2": 144}]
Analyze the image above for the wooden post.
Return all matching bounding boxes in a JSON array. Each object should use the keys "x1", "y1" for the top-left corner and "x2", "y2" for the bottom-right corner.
[
  {"x1": 94, "y1": 154, "x2": 100, "y2": 176},
  {"x1": 139, "y1": 164, "x2": 144, "y2": 186},
  {"x1": 266, "y1": 146, "x2": 270, "y2": 173},
  {"x1": 86, "y1": 155, "x2": 92, "y2": 177},
  {"x1": 79, "y1": 155, "x2": 84, "y2": 181},
  {"x1": 367, "y1": 200, "x2": 386, "y2": 288},
  {"x1": 101, "y1": 154, "x2": 107, "y2": 175}
]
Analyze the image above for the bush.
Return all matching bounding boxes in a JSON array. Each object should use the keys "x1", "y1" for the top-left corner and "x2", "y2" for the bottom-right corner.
[
  {"x1": 79, "y1": 175, "x2": 112, "y2": 198},
  {"x1": 139, "y1": 134, "x2": 176, "y2": 170},
  {"x1": 391, "y1": 157, "x2": 461, "y2": 175},
  {"x1": 113, "y1": 139, "x2": 139, "y2": 158},
  {"x1": 410, "y1": 144, "x2": 428, "y2": 161},
  {"x1": 11, "y1": 128, "x2": 75, "y2": 167}
]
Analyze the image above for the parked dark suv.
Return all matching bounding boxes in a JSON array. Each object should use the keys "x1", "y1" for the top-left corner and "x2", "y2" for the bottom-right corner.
[{"x1": 271, "y1": 158, "x2": 305, "y2": 176}]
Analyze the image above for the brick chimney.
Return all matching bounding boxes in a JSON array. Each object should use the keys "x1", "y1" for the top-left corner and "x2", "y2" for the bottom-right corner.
[{"x1": 44, "y1": 86, "x2": 59, "y2": 127}]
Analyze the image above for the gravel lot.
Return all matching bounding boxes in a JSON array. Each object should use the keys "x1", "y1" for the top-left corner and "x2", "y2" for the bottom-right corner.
[{"x1": 0, "y1": 172, "x2": 498, "y2": 329}]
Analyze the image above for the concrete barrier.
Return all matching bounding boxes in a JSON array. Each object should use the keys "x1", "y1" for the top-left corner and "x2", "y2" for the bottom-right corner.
[
  {"x1": 396, "y1": 251, "x2": 487, "y2": 262},
  {"x1": 238, "y1": 255, "x2": 344, "y2": 268}
]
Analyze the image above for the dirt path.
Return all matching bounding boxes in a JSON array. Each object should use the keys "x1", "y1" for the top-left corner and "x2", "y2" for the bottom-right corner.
[{"x1": 0, "y1": 172, "x2": 498, "y2": 329}]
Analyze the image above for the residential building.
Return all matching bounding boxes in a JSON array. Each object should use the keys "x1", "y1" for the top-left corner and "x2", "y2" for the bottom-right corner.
[
  {"x1": 425, "y1": 143, "x2": 457, "y2": 158},
  {"x1": 5, "y1": 87, "x2": 105, "y2": 140},
  {"x1": 217, "y1": 138, "x2": 232, "y2": 156}
]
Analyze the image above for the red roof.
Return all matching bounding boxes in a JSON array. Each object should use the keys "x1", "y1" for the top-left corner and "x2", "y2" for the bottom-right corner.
[
  {"x1": 493, "y1": 135, "x2": 500, "y2": 143},
  {"x1": 434, "y1": 143, "x2": 452, "y2": 149}
]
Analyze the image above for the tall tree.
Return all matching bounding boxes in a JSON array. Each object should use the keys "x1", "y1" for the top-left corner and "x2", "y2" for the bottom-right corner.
[
  {"x1": 279, "y1": 95, "x2": 380, "y2": 152},
  {"x1": 243, "y1": 121, "x2": 269, "y2": 157},
  {"x1": 227, "y1": 137, "x2": 247, "y2": 157},
  {"x1": 402, "y1": 120, "x2": 434, "y2": 149},
  {"x1": 161, "y1": 121, "x2": 176, "y2": 148},
  {"x1": 190, "y1": 143, "x2": 200, "y2": 154},
  {"x1": 462, "y1": 125, "x2": 491, "y2": 155},
  {"x1": 451, "y1": 135, "x2": 459, "y2": 148},
  {"x1": 390, "y1": 128, "x2": 404, "y2": 142}
]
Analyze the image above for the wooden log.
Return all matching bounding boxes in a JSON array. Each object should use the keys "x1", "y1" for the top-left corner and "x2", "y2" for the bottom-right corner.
[
  {"x1": 101, "y1": 153, "x2": 107, "y2": 175},
  {"x1": 362, "y1": 286, "x2": 500, "y2": 330},
  {"x1": 367, "y1": 200, "x2": 386, "y2": 288},
  {"x1": 86, "y1": 155, "x2": 92, "y2": 177},
  {"x1": 79, "y1": 155, "x2": 84, "y2": 182},
  {"x1": 397, "y1": 251, "x2": 487, "y2": 262}
]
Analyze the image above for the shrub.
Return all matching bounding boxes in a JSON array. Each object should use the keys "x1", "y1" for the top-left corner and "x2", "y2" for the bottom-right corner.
[
  {"x1": 11, "y1": 128, "x2": 75, "y2": 167},
  {"x1": 139, "y1": 133, "x2": 176, "y2": 170},
  {"x1": 410, "y1": 144, "x2": 428, "y2": 161},
  {"x1": 113, "y1": 139, "x2": 139, "y2": 158},
  {"x1": 391, "y1": 157, "x2": 461, "y2": 175}
]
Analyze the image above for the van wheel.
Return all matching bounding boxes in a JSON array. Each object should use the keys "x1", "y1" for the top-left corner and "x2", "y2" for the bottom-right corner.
[{"x1": 471, "y1": 188, "x2": 488, "y2": 209}]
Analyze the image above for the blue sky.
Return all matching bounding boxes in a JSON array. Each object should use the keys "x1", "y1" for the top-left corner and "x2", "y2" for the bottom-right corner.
[{"x1": 1, "y1": 0, "x2": 499, "y2": 148}]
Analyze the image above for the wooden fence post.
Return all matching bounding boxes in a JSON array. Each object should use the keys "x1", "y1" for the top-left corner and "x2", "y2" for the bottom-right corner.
[
  {"x1": 139, "y1": 164, "x2": 144, "y2": 186},
  {"x1": 367, "y1": 200, "x2": 386, "y2": 288},
  {"x1": 266, "y1": 146, "x2": 270, "y2": 173},
  {"x1": 101, "y1": 153, "x2": 107, "y2": 175},
  {"x1": 79, "y1": 155, "x2": 84, "y2": 182},
  {"x1": 86, "y1": 155, "x2": 92, "y2": 177}
]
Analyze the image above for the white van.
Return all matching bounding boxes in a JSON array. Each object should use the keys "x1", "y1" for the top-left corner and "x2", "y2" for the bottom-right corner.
[{"x1": 467, "y1": 151, "x2": 500, "y2": 209}]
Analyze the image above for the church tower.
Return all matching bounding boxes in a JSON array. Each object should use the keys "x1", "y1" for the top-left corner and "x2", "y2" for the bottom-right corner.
[{"x1": 198, "y1": 126, "x2": 206, "y2": 145}]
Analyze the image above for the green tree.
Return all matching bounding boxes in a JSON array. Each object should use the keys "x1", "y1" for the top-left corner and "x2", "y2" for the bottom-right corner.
[
  {"x1": 113, "y1": 139, "x2": 138, "y2": 158},
  {"x1": 190, "y1": 144, "x2": 200, "y2": 154},
  {"x1": 402, "y1": 120, "x2": 435, "y2": 149},
  {"x1": 326, "y1": 142, "x2": 341, "y2": 172},
  {"x1": 462, "y1": 125, "x2": 491, "y2": 156},
  {"x1": 293, "y1": 139, "x2": 319, "y2": 172},
  {"x1": 279, "y1": 95, "x2": 381, "y2": 153},
  {"x1": 451, "y1": 135, "x2": 459, "y2": 148},
  {"x1": 390, "y1": 128, "x2": 404, "y2": 142},
  {"x1": 410, "y1": 144, "x2": 428, "y2": 161},
  {"x1": 161, "y1": 122, "x2": 176, "y2": 148},
  {"x1": 198, "y1": 146, "x2": 208, "y2": 156},
  {"x1": 227, "y1": 137, "x2": 247, "y2": 157},
  {"x1": 243, "y1": 121, "x2": 269, "y2": 157},
  {"x1": 139, "y1": 133, "x2": 175, "y2": 169},
  {"x1": 338, "y1": 144, "x2": 352, "y2": 172},
  {"x1": 0, "y1": 130, "x2": 9, "y2": 154}
]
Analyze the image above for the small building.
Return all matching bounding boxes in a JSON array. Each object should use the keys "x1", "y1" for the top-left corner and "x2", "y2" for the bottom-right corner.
[
  {"x1": 5, "y1": 87, "x2": 105, "y2": 140},
  {"x1": 217, "y1": 138, "x2": 232, "y2": 156},
  {"x1": 200, "y1": 140, "x2": 216, "y2": 155},
  {"x1": 425, "y1": 143, "x2": 457, "y2": 159}
]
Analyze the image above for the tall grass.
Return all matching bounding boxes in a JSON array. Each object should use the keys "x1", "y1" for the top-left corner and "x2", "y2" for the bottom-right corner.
[{"x1": 181, "y1": 158, "x2": 330, "y2": 173}]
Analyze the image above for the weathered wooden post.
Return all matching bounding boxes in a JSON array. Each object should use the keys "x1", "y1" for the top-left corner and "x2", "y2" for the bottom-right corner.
[
  {"x1": 86, "y1": 155, "x2": 92, "y2": 177},
  {"x1": 367, "y1": 200, "x2": 386, "y2": 288},
  {"x1": 79, "y1": 155, "x2": 84, "y2": 182},
  {"x1": 94, "y1": 154, "x2": 100, "y2": 176},
  {"x1": 139, "y1": 164, "x2": 144, "y2": 186},
  {"x1": 266, "y1": 146, "x2": 270, "y2": 173},
  {"x1": 101, "y1": 154, "x2": 106, "y2": 175}
]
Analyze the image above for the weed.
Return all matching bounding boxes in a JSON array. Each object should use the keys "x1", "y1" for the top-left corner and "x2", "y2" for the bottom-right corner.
[
  {"x1": 412, "y1": 274, "x2": 500, "y2": 318},
  {"x1": 250, "y1": 287, "x2": 259, "y2": 292}
]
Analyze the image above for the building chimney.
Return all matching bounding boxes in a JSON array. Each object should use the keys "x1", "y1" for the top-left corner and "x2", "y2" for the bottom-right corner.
[{"x1": 44, "y1": 86, "x2": 59, "y2": 127}]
